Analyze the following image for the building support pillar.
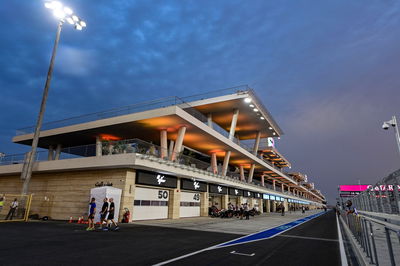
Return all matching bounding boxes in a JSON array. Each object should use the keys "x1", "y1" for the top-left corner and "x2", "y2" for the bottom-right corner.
[
  {"x1": 160, "y1": 130, "x2": 168, "y2": 159},
  {"x1": 266, "y1": 199, "x2": 271, "y2": 213},
  {"x1": 259, "y1": 199, "x2": 263, "y2": 214},
  {"x1": 222, "y1": 194, "x2": 229, "y2": 210},
  {"x1": 239, "y1": 165, "x2": 245, "y2": 181},
  {"x1": 248, "y1": 164, "x2": 255, "y2": 183},
  {"x1": 261, "y1": 175, "x2": 265, "y2": 186},
  {"x1": 281, "y1": 183, "x2": 284, "y2": 192},
  {"x1": 207, "y1": 113, "x2": 213, "y2": 128},
  {"x1": 221, "y1": 151, "x2": 231, "y2": 176},
  {"x1": 48, "y1": 145, "x2": 54, "y2": 161},
  {"x1": 253, "y1": 131, "x2": 261, "y2": 155},
  {"x1": 211, "y1": 153, "x2": 218, "y2": 174},
  {"x1": 54, "y1": 144, "x2": 62, "y2": 160},
  {"x1": 168, "y1": 140, "x2": 174, "y2": 158},
  {"x1": 170, "y1": 126, "x2": 186, "y2": 161},
  {"x1": 229, "y1": 109, "x2": 239, "y2": 141},
  {"x1": 273, "y1": 180, "x2": 276, "y2": 191},
  {"x1": 200, "y1": 192, "x2": 209, "y2": 217},
  {"x1": 96, "y1": 136, "x2": 102, "y2": 157},
  {"x1": 168, "y1": 179, "x2": 181, "y2": 219}
]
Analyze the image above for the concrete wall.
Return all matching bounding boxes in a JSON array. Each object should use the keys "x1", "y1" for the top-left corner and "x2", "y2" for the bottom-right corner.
[{"x1": 0, "y1": 169, "x2": 131, "y2": 220}]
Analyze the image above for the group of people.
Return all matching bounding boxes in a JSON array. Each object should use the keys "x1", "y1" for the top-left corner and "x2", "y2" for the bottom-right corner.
[
  {"x1": 209, "y1": 203, "x2": 261, "y2": 220},
  {"x1": 87, "y1": 197, "x2": 119, "y2": 231},
  {"x1": 1, "y1": 197, "x2": 19, "y2": 220}
]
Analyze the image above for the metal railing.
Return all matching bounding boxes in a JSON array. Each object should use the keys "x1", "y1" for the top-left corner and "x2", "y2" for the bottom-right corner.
[
  {"x1": 340, "y1": 211, "x2": 400, "y2": 265},
  {"x1": 351, "y1": 169, "x2": 400, "y2": 215}
]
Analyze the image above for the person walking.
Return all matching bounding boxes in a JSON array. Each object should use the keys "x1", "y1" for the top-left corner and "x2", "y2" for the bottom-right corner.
[
  {"x1": 87, "y1": 197, "x2": 96, "y2": 231},
  {"x1": 0, "y1": 196, "x2": 4, "y2": 214},
  {"x1": 301, "y1": 206, "x2": 305, "y2": 214},
  {"x1": 99, "y1": 197, "x2": 109, "y2": 229},
  {"x1": 281, "y1": 204, "x2": 285, "y2": 216},
  {"x1": 244, "y1": 203, "x2": 250, "y2": 220},
  {"x1": 5, "y1": 198, "x2": 18, "y2": 220},
  {"x1": 105, "y1": 198, "x2": 119, "y2": 231}
]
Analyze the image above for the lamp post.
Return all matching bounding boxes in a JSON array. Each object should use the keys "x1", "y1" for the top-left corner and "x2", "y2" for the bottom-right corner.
[
  {"x1": 382, "y1": 115, "x2": 400, "y2": 159},
  {"x1": 20, "y1": 1, "x2": 86, "y2": 194}
]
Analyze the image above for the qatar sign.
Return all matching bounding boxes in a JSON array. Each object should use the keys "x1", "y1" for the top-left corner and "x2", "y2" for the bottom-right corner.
[{"x1": 340, "y1": 184, "x2": 400, "y2": 192}]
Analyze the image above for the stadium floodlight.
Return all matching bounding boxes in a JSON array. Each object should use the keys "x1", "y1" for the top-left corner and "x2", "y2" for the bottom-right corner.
[
  {"x1": 382, "y1": 116, "x2": 400, "y2": 158},
  {"x1": 20, "y1": 1, "x2": 87, "y2": 194}
]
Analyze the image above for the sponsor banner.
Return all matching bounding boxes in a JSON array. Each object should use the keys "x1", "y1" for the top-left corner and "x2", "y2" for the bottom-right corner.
[
  {"x1": 228, "y1": 188, "x2": 243, "y2": 197},
  {"x1": 340, "y1": 184, "x2": 400, "y2": 192},
  {"x1": 243, "y1": 190, "x2": 254, "y2": 198},
  {"x1": 136, "y1": 170, "x2": 177, "y2": 188},
  {"x1": 181, "y1": 179, "x2": 207, "y2": 192},
  {"x1": 209, "y1": 184, "x2": 228, "y2": 194},
  {"x1": 254, "y1": 192, "x2": 262, "y2": 199}
]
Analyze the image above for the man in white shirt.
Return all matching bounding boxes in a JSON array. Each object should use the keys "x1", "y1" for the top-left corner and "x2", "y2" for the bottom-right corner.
[{"x1": 5, "y1": 198, "x2": 18, "y2": 220}]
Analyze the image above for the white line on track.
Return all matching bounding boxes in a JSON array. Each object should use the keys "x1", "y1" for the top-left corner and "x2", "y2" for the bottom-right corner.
[
  {"x1": 277, "y1": 234, "x2": 339, "y2": 242},
  {"x1": 153, "y1": 211, "x2": 326, "y2": 266},
  {"x1": 230, "y1": 251, "x2": 255, "y2": 256},
  {"x1": 336, "y1": 214, "x2": 348, "y2": 266}
]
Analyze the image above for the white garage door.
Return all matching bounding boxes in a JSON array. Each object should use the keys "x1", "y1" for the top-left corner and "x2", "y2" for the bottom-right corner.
[
  {"x1": 180, "y1": 192, "x2": 200, "y2": 218},
  {"x1": 133, "y1": 187, "x2": 169, "y2": 221}
]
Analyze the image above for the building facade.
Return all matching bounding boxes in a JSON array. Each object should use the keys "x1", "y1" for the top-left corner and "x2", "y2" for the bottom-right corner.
[{"x1": 0, "y1": 86, "x2": 325, "y2": 221}]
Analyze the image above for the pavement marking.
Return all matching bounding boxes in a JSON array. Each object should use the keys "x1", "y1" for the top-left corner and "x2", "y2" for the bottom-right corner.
[
  {"x1": 153, "y1": 211, "x2": 326, "y2": 266},
  {"x1": 215, "y1": 211, "x2": 326, "y2": 248},
  {"x1": 230, "y1": 251, "x2": 255, "y2": 257},
  {"x1": 336, "y1": 214, "x2": 348, "y2": 266},
  {"x1": 278, "y1": 234, "x2": 339, "y2": 242}
]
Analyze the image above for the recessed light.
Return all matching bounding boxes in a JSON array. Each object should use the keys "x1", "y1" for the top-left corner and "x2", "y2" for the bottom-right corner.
[
  {"x1": 253, "y1": 108, "x2": 258, "y2": 112},
  {"x1": 244, "y1": 98, "x2": 252, "y2": 103}
]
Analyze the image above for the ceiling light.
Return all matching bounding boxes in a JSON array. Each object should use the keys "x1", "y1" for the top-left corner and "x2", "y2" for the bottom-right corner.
[
  {"x1": 244, "y1": 97, "x2": 252, "y2": 103},
  {"x1": 269, "y1": 127, "x2": 273, "y2": 130},
  {"x1": 249, "y1": 104, "x2": 254, "y2": 108},
  {"x1": 273, "y1": 132, "x2": 276, "y2": 136},
  {"x1": 253, "y1": 108, "x2": 258, "y2": 112},
  {"x1": 260, "y1": 117, "x2": 265, "y2": 120}
]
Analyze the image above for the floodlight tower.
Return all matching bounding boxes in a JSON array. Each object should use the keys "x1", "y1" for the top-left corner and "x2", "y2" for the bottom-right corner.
[{"x1": 21, "y1": 1, "x2": 86, "y2": 194}]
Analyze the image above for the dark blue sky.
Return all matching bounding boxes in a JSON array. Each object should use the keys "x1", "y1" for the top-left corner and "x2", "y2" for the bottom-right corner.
[{"x1": 1, "y1": 0, "x2": 400, "y2": 203}]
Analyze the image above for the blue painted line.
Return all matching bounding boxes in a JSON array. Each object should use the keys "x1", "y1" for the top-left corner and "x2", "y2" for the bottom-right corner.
[{"x1": 216, "y1": 211, "x2": 326, "y2": 248}]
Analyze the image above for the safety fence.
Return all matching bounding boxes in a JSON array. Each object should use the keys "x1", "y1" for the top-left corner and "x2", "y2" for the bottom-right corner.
[
  {"x1": 340, "y1": 211, "x2": 400, "y2": 265},
  {"x1": 351, "y1": 169, "x2": 400, "y2": 215},
  {"x1": 0, "y1": 194, "x2": 32, "y2": 222}
]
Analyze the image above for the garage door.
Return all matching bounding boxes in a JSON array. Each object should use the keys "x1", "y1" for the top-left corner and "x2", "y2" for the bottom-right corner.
[
  {"x1": 180, "y1": 192, "x2": 200, "y2": 218},
  {"x1": 133, "y1": 187, "x2": 169, "y2": 221}
]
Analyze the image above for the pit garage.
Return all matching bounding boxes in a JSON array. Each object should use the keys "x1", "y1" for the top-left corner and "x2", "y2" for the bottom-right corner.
[{"x1": 133, "y1": 187, "x2": 169, "y2": 221}]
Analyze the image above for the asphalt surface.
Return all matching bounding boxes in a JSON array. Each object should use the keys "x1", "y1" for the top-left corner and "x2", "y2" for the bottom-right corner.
[
  {"x1": 0, "y1": 211, "x2": 340, "y2": 266},
  {"x1": 162, "y1": 211, "x2": 341, "y2": 266}
]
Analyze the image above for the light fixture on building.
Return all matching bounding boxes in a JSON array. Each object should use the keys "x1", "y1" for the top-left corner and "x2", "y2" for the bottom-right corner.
[
  {"x1": 249, "y1": 104, "x2": 255, "y2": 108},
  {"x1": 260, "y1": 117, "x2": 265, "y2": 120},
  {"x1": 253, "y1": 108, "x2": 258, "y2": 112},
  {"x1": 269, "y1": 127, "x2": 273, "y2": 130},
  {"x1": 244, "y1": 97, "x2": 252, "y2": 103},
  {"x1": 273, "y1": 132, "x2": 276, "y2": 136}
]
